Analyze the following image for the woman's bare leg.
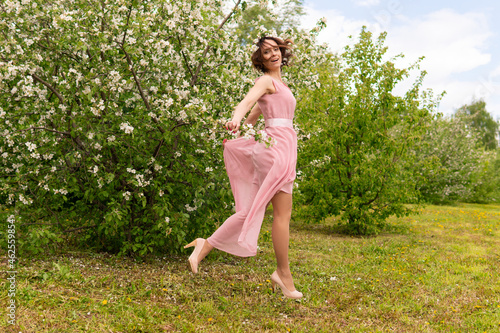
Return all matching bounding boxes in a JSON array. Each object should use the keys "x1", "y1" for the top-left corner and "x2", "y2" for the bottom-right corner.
[{"x1": 270, "y1": 191, "x2": 297, "y2": 291}]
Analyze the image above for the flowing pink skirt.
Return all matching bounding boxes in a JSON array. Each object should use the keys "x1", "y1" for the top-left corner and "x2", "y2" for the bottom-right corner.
[{"x1": 207, "y1": 126, "x2": 297, "y2": 257}]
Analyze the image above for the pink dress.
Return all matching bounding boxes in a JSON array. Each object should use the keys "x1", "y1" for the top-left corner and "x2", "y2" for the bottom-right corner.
[{"x1": 207, "y1": 77, "x2": 297, "y2": 257}]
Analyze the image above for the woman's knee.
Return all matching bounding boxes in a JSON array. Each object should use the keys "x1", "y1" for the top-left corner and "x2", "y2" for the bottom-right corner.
[{"x1": 273, "y1": 209, "x2": 292, "y2": 223}]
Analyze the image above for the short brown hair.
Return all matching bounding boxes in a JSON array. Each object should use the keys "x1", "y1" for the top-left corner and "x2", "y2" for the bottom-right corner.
[{"x1": 251, "y1": 36, "x2": 294, "y2": 73}]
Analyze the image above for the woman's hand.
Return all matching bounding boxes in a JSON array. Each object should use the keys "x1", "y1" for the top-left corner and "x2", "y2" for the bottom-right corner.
[{"x1": 226, "y1": 120, "x2": 240, "y2": 132}]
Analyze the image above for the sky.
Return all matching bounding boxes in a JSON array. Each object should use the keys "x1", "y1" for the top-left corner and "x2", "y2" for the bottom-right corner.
[{"x1": 301, "y1": 0, "x2": 500, "y2": 119}]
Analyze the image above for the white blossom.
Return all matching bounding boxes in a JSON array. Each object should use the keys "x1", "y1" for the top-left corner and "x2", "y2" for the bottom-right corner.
[
  {"x1": 120, "y1": 122, "x2": 134, "y2": 134},
  {"x1": 25, "y1": 142, "x2": 36, "y2": 152}
]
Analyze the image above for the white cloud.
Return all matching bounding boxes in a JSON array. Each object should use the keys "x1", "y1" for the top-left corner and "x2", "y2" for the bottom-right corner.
[
  {"x1": 301, "y1": 6, "x2": 498, "y2": 117},
  {"x1": 352, "y1": 0, "x2": 380, "y2": 7},
  {"x1": 386, "y1": 9, "x2": 494, "y2": 115},
  {"x1": 491, "y1": 65, "x2": 500, "y2": 78},
  {"x1": 386, "y1": 9, "x2": 492, "y2": 81},
  {"x1": 301, "y1": 7, "x2": 371, "y2": 53}
]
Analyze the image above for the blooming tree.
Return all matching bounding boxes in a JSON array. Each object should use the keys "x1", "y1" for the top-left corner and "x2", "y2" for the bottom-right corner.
[
  {"x1": 414, "y1": 115, "x2": 492, "y2": 204},
  {"x1": 0, "y1": 0, "x2": 327, "y2": 254},
  {"x1": 455, "y1": 100, "x2": 499, "y2": 151}
]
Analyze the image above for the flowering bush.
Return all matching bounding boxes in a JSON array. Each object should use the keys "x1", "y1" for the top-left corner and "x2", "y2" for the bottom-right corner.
[{"x1": 0, "y1": 0, "x2": 328, "y2": 254}]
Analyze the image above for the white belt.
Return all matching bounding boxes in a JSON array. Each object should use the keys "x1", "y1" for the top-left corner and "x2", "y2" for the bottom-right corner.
[{"x1": 265, "y1": 118, "x2": 293, "y2": 128}]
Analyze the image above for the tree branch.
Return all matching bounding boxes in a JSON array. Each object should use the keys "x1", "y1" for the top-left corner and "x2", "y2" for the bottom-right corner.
[
  {"x1": 190, "y1": 0, "x2": 242, "y2": 86},
  {"x1": 121, "y1": 47, "x2": 151, "y2": 110},
  {"x1": 13, "y1": 127, "x2": 70, "y2": 136},
  {"x1": 31, "y1": 74, "x2": 64, "y2": 103},
  {"x1": 62, "y1": 225, "x2": 98, "y2": 233},
  {"x1": 178, "y1": 36, "x2": 194, "y2": 79},
  {"x1": 20, "y1": 222, "x2": 57, "y2": 227}
]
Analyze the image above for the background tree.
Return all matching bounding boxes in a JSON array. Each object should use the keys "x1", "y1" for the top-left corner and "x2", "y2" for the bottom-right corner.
[
  {"x1": 413, "y1": 116, "x2": 487, "y2": 204},
  {"x1": 295, "y1": 28, "x2": 438, "y2": 235},
  {"x1": 455, "y1": 100, "x2": 499, "y2": 150},
  {"x1": 233, "y1": 0, "x2": 305, "y2": 46}
]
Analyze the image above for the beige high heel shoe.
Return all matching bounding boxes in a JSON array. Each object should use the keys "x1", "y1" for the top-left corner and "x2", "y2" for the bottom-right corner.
[
  {"x1": 270, "y1": 270, "x2": 303, "y2": 299},
  {"x1": 184, "y1": 238, "x2": 205, "y2": 274}
]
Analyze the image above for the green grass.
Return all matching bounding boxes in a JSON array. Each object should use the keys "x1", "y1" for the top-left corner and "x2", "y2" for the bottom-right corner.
[{"x1": 1, "y1": 204, "x2": 500, "y2": 332}]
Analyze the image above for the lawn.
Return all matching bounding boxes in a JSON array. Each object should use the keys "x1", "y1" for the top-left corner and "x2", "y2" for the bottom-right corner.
[{"x1": 1, "y1": 204, "x2": 500, "y2": 332}]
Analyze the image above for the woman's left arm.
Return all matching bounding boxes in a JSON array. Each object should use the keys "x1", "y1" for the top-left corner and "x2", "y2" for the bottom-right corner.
[{"x1": 243, "y1": 103, "x2": 262, "y2": 127}]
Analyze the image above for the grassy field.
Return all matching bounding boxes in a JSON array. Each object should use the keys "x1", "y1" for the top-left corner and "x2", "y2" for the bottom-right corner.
[{"x1": 1, "y1": 204, "x2": 500, "y2": 332}]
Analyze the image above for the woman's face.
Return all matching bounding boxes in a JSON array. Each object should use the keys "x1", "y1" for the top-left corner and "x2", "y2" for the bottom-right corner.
[{"x1": 261, "y1": 39, "x2": 281, "y2": 72}]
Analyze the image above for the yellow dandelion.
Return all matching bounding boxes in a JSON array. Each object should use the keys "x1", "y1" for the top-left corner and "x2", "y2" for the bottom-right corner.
[
  {"x1": 266, "y1": 279, "x2": 271, "y2": 283},
  {"x1": 102, "y1": 300, "x2": 108, "y2": 305},
  {"x1": 127, "y1": 297, "x2": 131, "y2": 302},
  {"x1": 162, "y1": 288, "x2": 168, "y2": 291},
  {"x1": 72, "y1": 320, "x2": 77, "y2": 323},
  {"x1": 178, "y1": 315, "x2": 181, "y2": 319},
  {"x1": 208, "y1": 318, "x2": 213, "y2": 322}
]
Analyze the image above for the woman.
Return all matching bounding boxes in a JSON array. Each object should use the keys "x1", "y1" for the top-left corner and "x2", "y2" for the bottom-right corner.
[{"x1": 185, "y1": 36, "x2": 302, "y2": 299}]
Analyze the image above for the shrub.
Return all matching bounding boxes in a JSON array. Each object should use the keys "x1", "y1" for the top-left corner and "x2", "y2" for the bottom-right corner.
[{"x1": 295, "y1": 28, "x2": 438, "y2": 235}]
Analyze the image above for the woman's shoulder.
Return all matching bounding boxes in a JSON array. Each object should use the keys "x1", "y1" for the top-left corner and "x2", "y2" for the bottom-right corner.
[
  {"x1": 255, "y1": 75, "x2": 273, "y2": 84},
  {"x1": 253, "y1": 75, "x2": 276, "y2": 95}
]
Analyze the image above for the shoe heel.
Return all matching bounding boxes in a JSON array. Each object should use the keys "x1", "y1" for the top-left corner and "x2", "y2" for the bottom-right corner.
[
  {"x1": 270, "y1": 270, "x2": 303, "y2": 300},
  {"x1": 184, "y1": 238, "x2": 205, "y2": 274},
  {"x1": 271, "y1": 280, "x2": 276, "y2": 293},
  {"x1": 184, "y1": 240, "x2": 196, "y2": 249}
]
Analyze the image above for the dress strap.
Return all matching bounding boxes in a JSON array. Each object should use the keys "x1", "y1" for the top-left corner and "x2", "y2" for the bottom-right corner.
[{"x1": 265, "y1": 118, "x2": 293, "y2": 128}]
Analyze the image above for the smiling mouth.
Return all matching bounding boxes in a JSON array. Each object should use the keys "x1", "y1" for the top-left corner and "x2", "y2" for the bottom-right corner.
[{"x1": 271, "y1": 58, "x2": 279, "y2": 63}]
